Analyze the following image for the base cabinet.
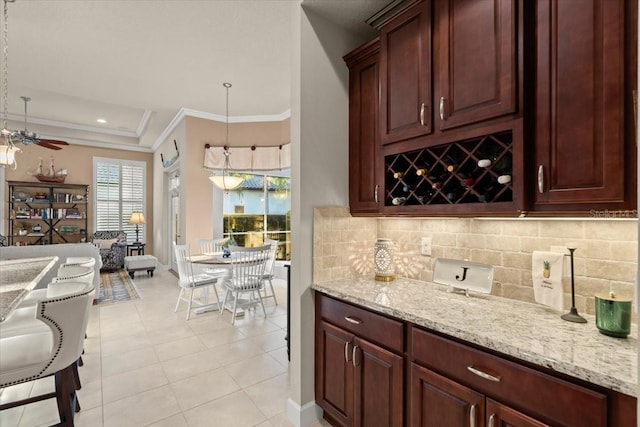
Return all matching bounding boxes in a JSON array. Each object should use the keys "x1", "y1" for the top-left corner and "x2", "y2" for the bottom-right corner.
[
  {"x1": 315, "y1": 295, "x2": 404, "y2": 427},
  {"x1": 411, "y1": 363, "x2": 549, "y2": 427},
  {"x1": 314, "y1": 293, "x2": 636, "y2": 426}
]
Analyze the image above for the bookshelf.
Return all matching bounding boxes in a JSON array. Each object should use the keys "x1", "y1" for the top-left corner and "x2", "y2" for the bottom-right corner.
[{"x1": 7, "y1": 181, "x2": 89, "y2": 246}]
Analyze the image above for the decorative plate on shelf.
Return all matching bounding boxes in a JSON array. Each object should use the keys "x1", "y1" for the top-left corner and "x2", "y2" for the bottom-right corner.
[{"x1": 15, "y1": 191, "x2": 28, "y2": 201}]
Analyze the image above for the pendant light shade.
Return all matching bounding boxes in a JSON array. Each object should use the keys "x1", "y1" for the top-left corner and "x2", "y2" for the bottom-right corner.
[{"x1": 210, "y1": 82, "x2": 244, "y2": 191}]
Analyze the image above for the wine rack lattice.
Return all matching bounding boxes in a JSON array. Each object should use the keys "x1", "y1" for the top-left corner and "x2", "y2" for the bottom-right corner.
[{"x1": 385, "y1": 130, "x2": 513, "y2": 206}]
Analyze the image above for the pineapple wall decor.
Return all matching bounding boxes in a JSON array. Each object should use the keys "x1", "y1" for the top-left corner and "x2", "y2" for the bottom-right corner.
[{"x1": 542, "y1": 260, "x2": 551, "y2": 279}]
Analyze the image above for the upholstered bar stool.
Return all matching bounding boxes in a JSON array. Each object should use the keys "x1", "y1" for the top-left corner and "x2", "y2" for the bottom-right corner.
[
  {"x1": 0, "y1": 282, "x2": 94, "y2": 426},
  {"x1": 18, "y1": 265, "x2": 94, "y2": 308},
  {"x1": 65, "y1": 257, "x2": 96, "y2": 269}
]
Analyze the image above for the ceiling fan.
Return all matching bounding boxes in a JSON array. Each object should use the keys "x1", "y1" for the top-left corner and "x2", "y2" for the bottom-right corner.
[{"x1": 0, "y1": 96, "x2": 70, "y2": 150}]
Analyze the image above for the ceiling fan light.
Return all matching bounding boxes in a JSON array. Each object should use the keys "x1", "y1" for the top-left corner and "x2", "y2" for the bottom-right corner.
[{"x1": 0, "y1": 144, "x2": 20, "y2": 169}]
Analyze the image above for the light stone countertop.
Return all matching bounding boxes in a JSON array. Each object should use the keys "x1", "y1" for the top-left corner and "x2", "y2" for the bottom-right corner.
[{"x1": 312, "y1": 277, "x2": 637, "y2": 397}]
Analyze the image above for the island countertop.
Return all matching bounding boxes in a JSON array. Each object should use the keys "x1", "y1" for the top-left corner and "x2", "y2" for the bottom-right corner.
[{"x1": 312, "y1": 277, "x2": 637, "y2": 397}]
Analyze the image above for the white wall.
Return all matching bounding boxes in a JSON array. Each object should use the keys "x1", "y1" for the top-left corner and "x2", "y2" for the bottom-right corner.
[{"x1": 288, "y1": 3, "x2": 370, "y2": 425}]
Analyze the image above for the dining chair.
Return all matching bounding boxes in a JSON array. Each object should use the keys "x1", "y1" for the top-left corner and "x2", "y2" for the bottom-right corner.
[
  {"x1": 220, "y1": 244, "x2": 271, "y2": 324},
  {"x1": 262, "y1": 238, "x2": 279, "y2": 305},
  {"x1": 197, "y1": 238, "x2": 227, "y2": 254},
  {"x1": 0, "y1": 281, "x2": 95, "y2": 426},
  {"x1": 174, "y1": 243, "x2": 228, "y2": 320}
]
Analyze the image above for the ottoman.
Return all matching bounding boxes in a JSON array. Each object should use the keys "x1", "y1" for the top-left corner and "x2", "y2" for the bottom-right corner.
[{"x1": 124, "y1": 255, "x2": 157, "y2": 279}]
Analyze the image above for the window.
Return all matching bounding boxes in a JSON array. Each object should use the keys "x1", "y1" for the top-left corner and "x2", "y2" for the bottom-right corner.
[
  {"x1": 222, "y1": 172, "x2": 291, "y2": 260},
  {"x1": 94, "y1": 158, "x2": 146, "y2": 243}
]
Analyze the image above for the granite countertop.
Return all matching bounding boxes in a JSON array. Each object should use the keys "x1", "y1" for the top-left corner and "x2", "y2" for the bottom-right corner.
[
  {"x1": 312, "y1": 277, "x2": 637, "y2": 397},
  {"x1": 0, "y1": 256, "x2": 58, "y2": 321}
]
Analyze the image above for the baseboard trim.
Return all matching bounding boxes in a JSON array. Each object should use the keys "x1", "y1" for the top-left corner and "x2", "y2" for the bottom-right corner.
[{"x1": 286, "y1": 398, "x2": 322, "y2": 427}]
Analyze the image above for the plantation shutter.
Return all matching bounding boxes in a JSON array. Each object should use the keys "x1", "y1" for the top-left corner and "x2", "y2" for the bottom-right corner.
[{"x1": 94, "y1": 158, "x2": 146, "y2": 243}]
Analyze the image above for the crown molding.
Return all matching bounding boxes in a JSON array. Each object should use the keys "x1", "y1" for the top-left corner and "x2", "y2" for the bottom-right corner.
[{"x1": 152, "y1": 107, "x2": 291, "y2": 151}]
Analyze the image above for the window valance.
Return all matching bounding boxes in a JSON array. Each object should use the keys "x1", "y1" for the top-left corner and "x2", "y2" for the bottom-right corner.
[{"x1": 203, "y1": 143, "x2": 291, "y2": 171}]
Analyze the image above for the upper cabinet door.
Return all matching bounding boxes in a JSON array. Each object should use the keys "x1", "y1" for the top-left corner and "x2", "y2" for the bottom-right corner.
[
  {"x1": 534, "y1": 0, "x2": 625, "y2": 207},
  {"x1": 380, "y1": 1, "x2": 432, "y2": 145},
  {"x1": 346, "y1": 40, "x2": 382, "y2": 214},
  {"x1": 434, "y1": 0, "x2": 517, "y2": 131}
]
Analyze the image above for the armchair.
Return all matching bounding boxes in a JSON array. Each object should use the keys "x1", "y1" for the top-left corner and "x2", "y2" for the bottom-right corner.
[{"x1": 91, "y1": 230, "x2": 127, "y2": 271}]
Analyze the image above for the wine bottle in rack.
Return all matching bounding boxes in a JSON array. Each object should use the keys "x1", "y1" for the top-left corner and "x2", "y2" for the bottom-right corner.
[
  {"x1": 415, "y1": 164, "x2": 430, "y2": 176},
  {"x1": 402, "y1": 183, "x2": 412, "y2": 193},
  {"x1": 497, "y1": 174, "x2": 512, "y2": 185},
  {"x1": 391, "y1": 196, "x2": 407, "y2": 206},
  {"x1": 393, "y1": 172, "x2": 404, "y2": 179}
]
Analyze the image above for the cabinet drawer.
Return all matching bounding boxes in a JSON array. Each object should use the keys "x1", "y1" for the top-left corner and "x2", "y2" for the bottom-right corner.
[
  {"x1": 411, "y1": 327, "x2": 607, "y2": 427},
  {"x1": 317, "y1": 295, "x2": 404, "y2": 353}
]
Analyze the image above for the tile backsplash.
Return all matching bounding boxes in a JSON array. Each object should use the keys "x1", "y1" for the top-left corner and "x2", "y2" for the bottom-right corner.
[{"x1": 313, "y1": 207, "x2": 637, "y2": 317}]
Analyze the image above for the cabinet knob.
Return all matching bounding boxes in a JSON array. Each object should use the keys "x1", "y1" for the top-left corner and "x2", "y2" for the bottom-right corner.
[
  {"x1": 537, "y1": 165, "x2": 544, "y2": 193},
  {"x1": 439, "y1": 97, "x2": 446, "y2": 121}
]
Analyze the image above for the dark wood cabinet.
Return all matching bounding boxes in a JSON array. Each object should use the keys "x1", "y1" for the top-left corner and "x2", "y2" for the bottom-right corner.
[
  {"x1": 411, "y1": 363, "x2": 485, "y2": 427},
  {"x1": 315, "y1": 293, "x2": 636, "y2": 426},
  {"x1": 379, "y1": 0, "x2": 432, "y2": 144},
  {"x1": 345, "y1": 39, "x2": 383, "y2": 214},
  {"x1": 315, "y1": 294, "x2": 404, "y2": 427},
  {"x1": 533, "y1": 0, "x2": 631, "y2": 209},
  {"x1": 346, "y1": 0, "x2": 636, "y2": 216},
  {"x1": 434, "y1": 0, "x2": 517, "y2": 131},
  {"x1": 410, "y1": 327, "x2": 608, "y2": 427}
]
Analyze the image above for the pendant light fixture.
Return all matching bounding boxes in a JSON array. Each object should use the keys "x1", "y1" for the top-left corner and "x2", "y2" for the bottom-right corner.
[
  {"x1": 209, "y1": 82, "x2": 244, "y2": 191},
  {"x1": 0, "y1": 0, "x2": 20, "y2": 169}
]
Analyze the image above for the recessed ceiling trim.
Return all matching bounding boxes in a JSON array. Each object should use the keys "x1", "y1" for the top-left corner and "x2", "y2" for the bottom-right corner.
[
  {"x1": 136, "y1": 110, "x2": 154, "y2": 136},
  {"x1": 5, "y1": 112, "x2": 139, "y2": 138}
]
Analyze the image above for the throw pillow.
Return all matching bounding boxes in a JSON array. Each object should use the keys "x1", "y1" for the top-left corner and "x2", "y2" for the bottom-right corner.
[{"x1": 93, "y1": 238, "x2": 118, "y2": 249}]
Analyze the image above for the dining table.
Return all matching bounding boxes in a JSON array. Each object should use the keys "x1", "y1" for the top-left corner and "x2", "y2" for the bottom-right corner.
[{"x1": 0, "y1": 256, "x2": 58, "y2": 322}]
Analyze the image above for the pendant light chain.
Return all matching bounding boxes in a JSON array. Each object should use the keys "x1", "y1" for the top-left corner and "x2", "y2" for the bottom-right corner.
[{"x1": 2, "y1": 0, "x2": 10, "y2": 131}]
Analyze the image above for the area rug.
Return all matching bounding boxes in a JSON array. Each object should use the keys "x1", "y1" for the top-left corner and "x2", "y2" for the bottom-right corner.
[{"x1": 96, "y1": 270, "x2": 141, "y2": 305}]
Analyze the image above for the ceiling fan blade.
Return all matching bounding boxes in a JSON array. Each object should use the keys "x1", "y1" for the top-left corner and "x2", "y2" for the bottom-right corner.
[
  {"x1": 37, "y1": 139, "x2": 69, "y2": 146},
  {"x1": 36, "y1": 141, "x2": 65, "y2": 150}
]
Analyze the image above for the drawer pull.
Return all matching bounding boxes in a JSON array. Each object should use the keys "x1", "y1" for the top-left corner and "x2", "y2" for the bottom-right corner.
[
  {"x1": 467, "y1": 365, "x2": 501, "y2": 382},
  {"x1": 352, "y1": 345, "x2": 359, "y2": 367},
  {"x1": 374, "y1": 184, "x2": 379, "y2": 203},
  {"x1": 344, "y1": 341, "x2": 351, "y2": 363},
  {"x1": 345, "y1": 316, "x2": 363, "y2": 325},
  {"x1": 488, "y1": 413, "x2": 496, "y2": 427},
  {"x1": 420, "y1": 103, "x2": 426, "y2": 126},
  {"x1": 537, "y1": 165, "x2": 544, "y2": 193},
  {"x1": 439, "y1": 97, "x2": 446, "y2": 121},
  {"x1": 470, "y1": 403, "x2": 477, "y2": 427}
]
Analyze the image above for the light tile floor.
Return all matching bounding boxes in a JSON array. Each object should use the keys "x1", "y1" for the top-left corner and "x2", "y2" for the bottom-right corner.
[{"x1": 0, "y1": 268, "x2": 330, "y2": 427}]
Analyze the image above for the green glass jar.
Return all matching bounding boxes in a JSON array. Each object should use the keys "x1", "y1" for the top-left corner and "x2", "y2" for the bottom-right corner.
[{"x1": 595, "y1": 292, "x2": 632, "y2": 338}]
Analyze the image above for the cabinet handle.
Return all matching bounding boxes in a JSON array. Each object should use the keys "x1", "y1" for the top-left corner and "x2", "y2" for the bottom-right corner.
[
  {"x1": 439, "y1": 97, "x2": 446, "y2": 121},
  {"x1": 344, "y1": 316, "x2": 363, "y2": 325},
  {"x1": 352, "y1": 345, "x2": 359, "y2": 367},
  {"x1": 374, "y1": 184, "x2": 379, "y2": 204},
  {"x1": 537, "y1": 165, "x2": 544, "y2": 193},
  {"x1": 344, "y1": 341, "x2": 351, "y2": 363},
  {"x1": 420, "y1": 103, "x2": 426, "y2": 126},
  {"x1": 469, "y1": 404, "x2": 477, "y2": 427},
  {"x1": 467, "y1": 365, "x2": 502, "y2": 382},
  {"x1": 488, "y1": 414, "x2": 496, "y2": 427}
]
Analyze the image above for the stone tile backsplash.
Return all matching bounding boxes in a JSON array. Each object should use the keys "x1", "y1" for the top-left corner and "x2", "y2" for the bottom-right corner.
[{"x1": 313, "y1": 207, "x2": 637, "y2": 317}]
